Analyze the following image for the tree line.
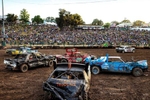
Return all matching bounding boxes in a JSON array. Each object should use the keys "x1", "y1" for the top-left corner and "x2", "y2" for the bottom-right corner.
[{"x1": 1, "y1": 8, "x2": 149, "y2": 29}]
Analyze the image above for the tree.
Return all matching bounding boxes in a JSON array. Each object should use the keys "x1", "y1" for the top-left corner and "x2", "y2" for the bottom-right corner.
[
  {"x1": 56, "y1": 9, "x2": 67, "y2": 29},
  {"x1": 56, "y1": 9, "x2": 84, "y2": 29},
  {"x1": 69, "y1": 13, "x2": 85, "y2": 27},
  {"x1": 20, "y1": 8, "x2": 30, "y2": 23},
  {"x1": 120, "y1": 19, "x2": 131, "y2": 23},
  {"x1": 103, "y1": 22, "x2": 110, "y2": 28},
  {"x1": 45, "y1": 17, "x2": 56, "y2": 23},
  {"x1": 31, "y1": 15, "x2": 43, "y2": 24},
  {"x1": 111, "y1": 21, "x2": 119, "y2": 25},
  {"x1": 133, "y1": 20, "x2": 145, "y2": 27},
  {"x1": 6, "y1": 13, "x2": 18, "y2": 23},
  {"x1": 92, "y1": 19, "x2": 103, "y2": 26}
]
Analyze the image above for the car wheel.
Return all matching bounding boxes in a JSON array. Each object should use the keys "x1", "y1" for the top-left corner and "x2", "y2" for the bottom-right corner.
[
  {"x1": 132, "y1": 50, "x2": 135, "y2": 53},
  {"x1": 20, "y1": 64, "x2": 28, "y2": 73},
  {"x1": 8, "y1": 51, "x2": 12, "y2": 56},
  {"x1": 122, "y1": 51, "x2": 125, "y2": 53},
  {"x1": 61, "y1": 59, "x2": 68, "y2": 63},
  {"x1": 132, "y1": 68, "x2": 143, "y2": 77},
  {"x1": 92, "y1": 66, "x2": 100, "y2": 75},
  {"x1": 48, "y1": 60, "x2": 53, "y2": 67},
  {"x1": 44, "y1": 91, "x2": 52, "y2": 100}
]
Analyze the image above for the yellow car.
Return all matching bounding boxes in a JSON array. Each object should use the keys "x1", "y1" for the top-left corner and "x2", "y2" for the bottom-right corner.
[
  {"x1": 5, "y1": 48, "x2": 23, "y2": 56},
  {"x1": 11, "y1": 49, "x2": 23, "y2": 55},
  {"x1": 6, "y1": 47, "x2": 38, "y2": 56}
]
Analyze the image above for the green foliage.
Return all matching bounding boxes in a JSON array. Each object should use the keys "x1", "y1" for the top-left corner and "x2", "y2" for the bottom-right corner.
[
  {"x1": 133, "y1": 20, "x2": 145, "y2": 27},
  {"x1": 92, "y1": 19, "x2": 103, "y2": 26},
  {"x1": 103, "y1": 23, "x2": 110, "y2": 28},
  {"x1": 31, "y1": 15, "x2": 43, "y2": 24},
  {"x1": 120, "y1": 19, "x2": 131, "y2": 23},
  {"x1": 111, "y1": 21, "x2": 119, "y2": 25},
  {"x1": 45, "y1": 17, "x2": 56, "y2": 23},
  {"x1": 56, "y1": 9, "x2": 84, "y2": 29},
  {"x1": 6, "y1": 13, "x2": 18, "y2": 23},
  {"x1": 20, "y1": 8, "x2": 30, "y2": 23}
]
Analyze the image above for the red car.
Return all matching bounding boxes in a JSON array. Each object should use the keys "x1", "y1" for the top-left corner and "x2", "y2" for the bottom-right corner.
[{"x1": 55, "y1": 48, "x2": 89, "y2": 63}]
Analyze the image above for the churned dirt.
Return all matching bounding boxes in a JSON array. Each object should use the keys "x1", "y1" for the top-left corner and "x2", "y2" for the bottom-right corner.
[{"x1": 0, "y1": 48, "x2": 150, "y2": 100}]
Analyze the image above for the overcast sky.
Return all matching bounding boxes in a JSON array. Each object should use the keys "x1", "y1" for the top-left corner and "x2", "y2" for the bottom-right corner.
[{"x1": 0, "y1": 0, "x2": 150, "y2": 24}]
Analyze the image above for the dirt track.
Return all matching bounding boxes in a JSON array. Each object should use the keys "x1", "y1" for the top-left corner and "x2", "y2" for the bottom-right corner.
[{"x1": 0, "y1": 48, "x2": 150, "y2": 100}]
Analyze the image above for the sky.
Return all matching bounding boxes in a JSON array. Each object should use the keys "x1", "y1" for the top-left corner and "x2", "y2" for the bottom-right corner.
[{"x1": 0, "y1": 0, "x2": 150, "y2": 24}]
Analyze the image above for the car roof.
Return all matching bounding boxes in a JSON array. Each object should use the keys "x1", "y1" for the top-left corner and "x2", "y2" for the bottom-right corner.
[
  {"x1": 55, "y1": 63, "x2": 86, "y2": 72},
  {"x1": 120, "y1": 45, "x2": 130, "y2": 47},
  {"x1": 55, "y1": 67, "x2": 84, "y2": 72},
  {"x1": 101, "y1": 56, "x2": 121, "y2": 59}
]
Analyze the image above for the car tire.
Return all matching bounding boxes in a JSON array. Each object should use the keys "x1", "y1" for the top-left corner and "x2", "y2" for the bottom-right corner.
[
  {"x1": 61, "y1": 59, "x2": 68, "y2": 63},
  {"x1": 48, "y1": 60, "x2": 53, "y2": 67},
  {"x1": 91, "y1": 66, "x2": 100, "y2": 75},
  {"x1": 122, "y1": 51, "x2": 125, "y2": 53},
  {"x1": 44, "y1": 91, "x2": 52, "y2": 100},
  {"x1": 20, "y1": 64, "x2": 28, "y2": 73},
  {"x1": 132, "y1": 67, "x2": 143, "y2": 77},
  {"x1": 8, "y1": 51, "x2": 12, "y2": 56},
  {"x1": 132, "y1": 50, "x2": 135, "y2": 53}
]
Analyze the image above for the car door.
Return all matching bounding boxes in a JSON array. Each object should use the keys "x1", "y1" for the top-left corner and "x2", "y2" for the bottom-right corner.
[
  {"x1": 36, "y1": 53, "x2": 46, "y2": 66},
  {"x1": 28, "y1": 54, "x2": 38, "y2": 67},
  {"x1": 126, "y1": 47, "x2": 132, "y2": 52},
  {"x1": 109, "y1": 62, "x2": 130, "y2": 73},
  {"x1": 106, "y1": 58, "x2": 130, "y2": 73}
]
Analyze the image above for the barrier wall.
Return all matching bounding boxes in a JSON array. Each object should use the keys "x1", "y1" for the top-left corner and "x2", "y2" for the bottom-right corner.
[{"x1": 1, "y1": 44, "x2": 150, "y2": 49}]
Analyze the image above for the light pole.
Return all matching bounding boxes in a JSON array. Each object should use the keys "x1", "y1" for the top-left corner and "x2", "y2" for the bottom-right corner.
[{"x1": 1, "y1": 0, "x2": 6, "y2": 47}]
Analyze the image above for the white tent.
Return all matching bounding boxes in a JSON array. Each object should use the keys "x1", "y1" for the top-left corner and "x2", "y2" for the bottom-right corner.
[
  {"x1": 117, "y1": 23, "x2": 132, "y2": 27},
  {"x1": 44, "y1": 21, "x2": 57, "y2": 26}
]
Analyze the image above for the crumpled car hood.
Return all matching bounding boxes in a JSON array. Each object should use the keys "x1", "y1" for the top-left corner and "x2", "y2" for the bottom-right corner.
[
  {"x1": 5, "y1": 58, "x2": 25, "y2": 63},
  {"x1": 44, "y1": 78, "x2": 84, "y2": 99}
]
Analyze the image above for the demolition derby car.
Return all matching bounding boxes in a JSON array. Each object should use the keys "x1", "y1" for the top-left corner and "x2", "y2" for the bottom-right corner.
[
  {"x1": 4, "y1": 52, "x2": 55, "y2": 72},
  {"x1": 55, "y1": 48, "x2": 90, "y2": 63},
  {"x1": 43, "y1": 63, "x2": 91, "y2": 100},
  {"x1": 84, "y1": 54, "x2": 148, "y2": 77},
  {"x1": 116, "y1": 45, "x2": 135, "y2": 53},
  {"x1": 5, "y1": 47, "x2": 38, "y2": 56}
]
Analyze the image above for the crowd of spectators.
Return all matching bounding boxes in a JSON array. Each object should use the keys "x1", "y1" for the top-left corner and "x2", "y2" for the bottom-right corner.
[{"x1": 1, "y1": 24, "x2": 150, "y2": 47}]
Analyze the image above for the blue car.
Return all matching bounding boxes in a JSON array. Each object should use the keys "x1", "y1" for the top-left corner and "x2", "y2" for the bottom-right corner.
[{"x1": 84, "y1": 54, "x2": 148, "y2": 77}]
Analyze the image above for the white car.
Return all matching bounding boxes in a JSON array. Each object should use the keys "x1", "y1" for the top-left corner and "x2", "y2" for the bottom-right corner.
[{"x1": 116, "y1": 46, "x2": 135, "y2": 53}]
